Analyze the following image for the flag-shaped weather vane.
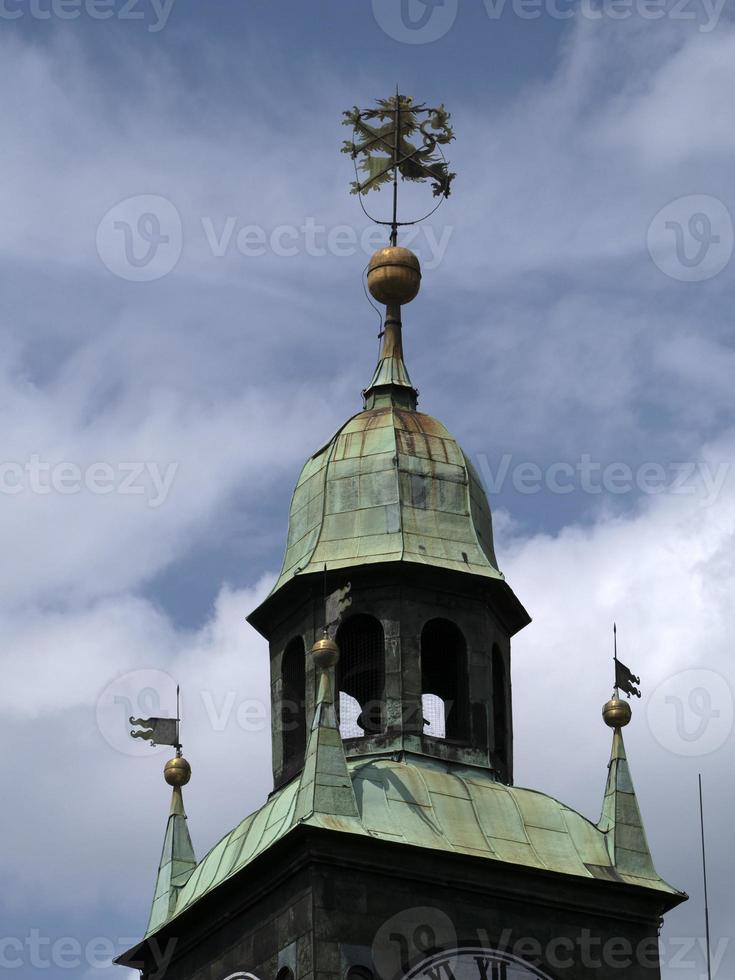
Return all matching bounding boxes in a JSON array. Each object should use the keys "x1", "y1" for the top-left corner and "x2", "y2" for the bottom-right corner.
[
  {"x1": 342, "y1": 91, "x2": 456, "y2": 246},
  {"x1": 602, "y1": 624, "x2": 641, "y2": 730},
  {"x1": 130, "y1": 684, "x2": 182, "y2": 750},
  {"x1": 613, "y1": 623, "x2": 642, "y2": 699}
]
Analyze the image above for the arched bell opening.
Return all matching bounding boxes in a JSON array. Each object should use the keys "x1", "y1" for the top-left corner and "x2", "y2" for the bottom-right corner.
[
  {"x1": 492, "y1": 642, "x2": 509, "y2": 773},
  {"x1": 421, "y1": 618, "x2": 469, "y2": 742},
  {"x1": 280, "y1": 636, "x2": 306, "y2": 780},
  {"x1": 336, "y1": 613, "x2": 385, "y2": 739}
]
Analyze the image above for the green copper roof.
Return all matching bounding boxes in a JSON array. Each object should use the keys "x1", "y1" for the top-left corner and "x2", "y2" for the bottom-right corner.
[
  {"x1": 598, "y1": 727, "x2": 662, "y2": 885},
  {"x1": 143, "y1": 748, "x2": 682, "y2": 938},
  {"x1": 146, "y1": 786, "x2": 197, "y2": 936},
  {"x1": 270, "y1": 405, "x2": 502, "y2": 594}
]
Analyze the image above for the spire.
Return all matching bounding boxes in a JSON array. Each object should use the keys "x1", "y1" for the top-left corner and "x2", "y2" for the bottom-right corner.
[
  {"x1": 342, "y1": 92, "x2": 455, "y2": 410},
  {"x1": 294, "y1": 635, "x2": 359, "y2": 822},
  {"x1": 146, "y1": 756, "x2": 197, "y2": 936},
  {"x1": 363, "y1": 247, "x2": 421, "y2": 411},
  {"x1": 598, "y1": 699, "x2": 659, "y2": 881}
]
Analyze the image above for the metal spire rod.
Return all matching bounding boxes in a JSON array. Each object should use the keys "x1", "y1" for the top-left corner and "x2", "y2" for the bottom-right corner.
[
  {"x1": 698, "y1": 774, "x2": 713, "y2": 980},
  {"x1": 391, "y1": 86, "x2": 400, "y2": 246},
  {"x1": 176, "y1": 684, "x2": 181, "y2": 754},
  {"x1": 322, "y1": 563, "x2": 329, "y2": 635},
  {"x1": 613, "y1": 622, "x2": 619, "y2": 696}
]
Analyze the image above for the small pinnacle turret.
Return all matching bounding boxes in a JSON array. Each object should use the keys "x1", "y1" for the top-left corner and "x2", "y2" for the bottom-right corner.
[
  {"x1": 598, "y1": 724, "x2": 661, "y2": 884},
  {"x1": 146, "y1": 754, "x2": 197, "y2": 936},
  {"x1": 294, "y1": 637, "x2": 358, "y2": 823}
]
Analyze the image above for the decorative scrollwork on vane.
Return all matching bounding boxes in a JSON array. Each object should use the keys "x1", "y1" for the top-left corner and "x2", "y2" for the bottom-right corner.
[{"x1": 341, "y1": 93, "x2": 456, "y2": 242}]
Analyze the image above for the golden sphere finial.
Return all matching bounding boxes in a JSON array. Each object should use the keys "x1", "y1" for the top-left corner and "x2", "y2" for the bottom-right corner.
[
  {"x1": 367, "y1": 246, "x2": 421, "y2": 306},
  {"x1": 602, "y1": 697, "x2": 632, "y2": 729},
  {"x1": 311, "y1": 633, "x2": 340, "y2": 670},
  {"x1": 164, "y1": 754, "x2": 191, "y2": 787}
]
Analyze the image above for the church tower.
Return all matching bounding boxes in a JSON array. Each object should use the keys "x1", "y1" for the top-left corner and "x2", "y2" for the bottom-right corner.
[
  {"x1": 118, "y1": 94, "x2": 685, "y2": 980},
  {"x1": 248, "y1": 242, "x2": 529, "y2": 794}
]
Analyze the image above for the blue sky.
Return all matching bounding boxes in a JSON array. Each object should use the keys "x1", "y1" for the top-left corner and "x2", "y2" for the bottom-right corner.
[{"x1": 2, "y1": 2, "x2": 735, "y2": 978}]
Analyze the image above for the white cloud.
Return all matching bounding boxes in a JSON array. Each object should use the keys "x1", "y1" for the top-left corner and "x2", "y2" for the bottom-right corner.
[
  {"x1": 2, "y1": 578, "x2": 273, "y2": 927},
  {"x1": 506, "y1": 434, "x2": 735, "y2": 979}
]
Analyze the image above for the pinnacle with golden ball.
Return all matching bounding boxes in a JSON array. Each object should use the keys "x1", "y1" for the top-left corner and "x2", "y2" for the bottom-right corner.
[
  {"x1": 311, "y1": 632, "x2": 340, "y2": 670},
  {"x1": 602, "y1": 697, "x2": 632, "y2": 729},
  {"x1": 164, "y1": 754, "x2": 192, "y2": 787},
  {"x1": 367, "y1": 246, "x2": 421, "y2": 307}
]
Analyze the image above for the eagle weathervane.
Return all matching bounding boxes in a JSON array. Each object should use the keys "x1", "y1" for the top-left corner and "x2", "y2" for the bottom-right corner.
[{"x1": 342, "y1": 91, "x2": 455, "y2": 246}]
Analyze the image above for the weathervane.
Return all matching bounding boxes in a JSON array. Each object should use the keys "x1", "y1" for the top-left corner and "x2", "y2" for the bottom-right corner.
[
  {"x1": 342, "y1": 91, "x2": 455, "y2": 246},
  {"x1": 130, "y1": 684, "x2": 192, "y2": 788},
  {"x1": 612, "y1": 622, "x2": 641, "y2": 700},
  {"x1": 602, "y1": 624, "x2": 642, "y2": 731}
]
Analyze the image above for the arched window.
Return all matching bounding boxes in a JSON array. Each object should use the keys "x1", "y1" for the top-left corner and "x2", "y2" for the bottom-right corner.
[
  {"x1": 281, "y1": 637, "x2": 306, "y2": 777},
  {"x1": 492, "y1": 644, "x2": 508, "y2": 766},
  {"x1": 421, "y1": 618, "x2": 469, "y2": 741},
  {"x1": 346, "y1": 968, "x2": 373, "y2": 980},
  {"x1": 336, "y1": 614, "x2": 384, "y2": 739},
  {"x1": 276, "y1": 969, "x2": 295, "y2": 980}
]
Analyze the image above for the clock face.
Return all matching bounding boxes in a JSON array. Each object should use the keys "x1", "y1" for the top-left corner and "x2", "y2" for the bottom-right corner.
[{"x1": 403, "y1": 947, "x2": 555, "y2": 980}]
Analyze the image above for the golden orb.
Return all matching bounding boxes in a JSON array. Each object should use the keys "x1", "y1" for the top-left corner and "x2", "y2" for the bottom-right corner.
[
  {"x1": 602, "y1": 697, "x2": 632, "y2": 729},
  {"x1": 311, "y1": 634, "x2": 340, "y2": 670},
  {"x1": 164, "y1": 755, "x2": 191, "y2": 787},
  {"x1": 367, "y1": 246, "x2": 421, "y2": 306}
]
